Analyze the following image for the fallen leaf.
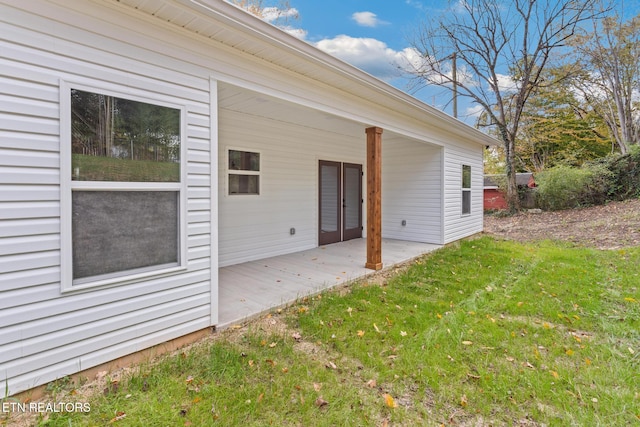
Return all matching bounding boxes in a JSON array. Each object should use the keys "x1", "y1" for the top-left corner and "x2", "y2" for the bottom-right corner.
[
  {"x1": 460, "y1": 394, "x2": 468, "y2": 408},
  {"x1": 313, "y1": 382, "x2": 322, "y2": 392},
  {"x1": 109, "y1": 412, "x2": 126, "y2": 423},
  {"x1": 374, "y1": 323, "x2": 380, "y2": 333},
  {"x1": 462, "y1": 340, "x2": 473, "y2": 346},
  {"x1": 384, "y1": 393, "x2": 397, "y2": 408},
  {"x1": 326, "y1": 361, "x2": 337, "y2": 370},
  {"x1": 566, "y1": 349, "x2": 574, "y2": 356},
  {"x1": 315, "y1": 397, "x2": 329, "y2": 408},
  {"x1": 269, "y1": 342, "x2": 277, "y2": 348},
  {"x1": 550, "y1": 370, "x2": 559, "y2": 378},
  {"x1": 257, "y1": 393, "x2": 264, "y2": 403},
  {"x1": 366, "y1": 379, "x2": 377, "y2": 388},
  {"x1": 347, "y1": 307, "x2": 353, "y2": 317},
  {"x1": 400, "y1": 331, "x2": 408, "y2": 337},
  {"x1": 291, "y1": 332, "x2": 302, "y2": 341},
  {"x1": 265, "y1": 359, "x2": 276, "y2": 366},
  {"x1": 357, "y1": 330, "x2": 365, "y2": 337},
  {"x1": 185, "y1": 376, "x2": 194, "y2": 384}
]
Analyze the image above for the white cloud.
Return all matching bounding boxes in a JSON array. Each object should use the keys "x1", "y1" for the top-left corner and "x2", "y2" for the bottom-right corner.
[
  {"x1": 495, "y1": 73, "x2": 518, "y2": 93},
  {"x1": 351, "y1": 11, "x2": 388, "y2": 28},
  {"x1": 464, "y1": 104, "x2": 485, "y2": 120},
  {"x1": 314, "y1": 35, "x2": 411, "y2": 80},
  {"x1": 261, "y1": 6, "x2": 299, "y2": 24},
  {"x1": 280, "y1": 26, "x2": 308, "y2": 39}
]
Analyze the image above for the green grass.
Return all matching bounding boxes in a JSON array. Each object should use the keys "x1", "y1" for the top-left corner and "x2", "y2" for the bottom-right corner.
[
  {"x1": 72, "y1": 154, "x2": 179, "y2": 182},
  {"x1": 15, "y1": 237, "x2": 640, "y2": 426}
]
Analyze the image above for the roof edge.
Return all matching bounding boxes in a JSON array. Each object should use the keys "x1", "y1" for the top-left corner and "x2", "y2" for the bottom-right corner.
[{"x1": 178, "y1": 0, "x2": 500, "y2": 146}]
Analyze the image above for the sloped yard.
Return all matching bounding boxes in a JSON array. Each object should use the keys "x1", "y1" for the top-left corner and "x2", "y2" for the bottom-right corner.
[{"x1": 484, "y1": 199, "x2": 640, "y2": 249}]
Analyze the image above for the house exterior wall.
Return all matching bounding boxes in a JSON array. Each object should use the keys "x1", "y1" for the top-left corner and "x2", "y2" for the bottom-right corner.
[
  {"x1": 0, "y1": 1, "x2": 214, "y2": 396},
  {"x1": 218, "y1": 109, "x2": 365, "y2": 267},
  {"x1": 0, "y1": 0, "x2": 492, "y2": 397},
  {"x1": 443, "y1": 141, "x2": 485, "y2": 243},
  {"x1": 382, "y1": 140, "x2": 442, "y2": 244}
]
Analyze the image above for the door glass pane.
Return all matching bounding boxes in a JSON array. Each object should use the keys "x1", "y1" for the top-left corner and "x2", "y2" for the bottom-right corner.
[
  {"x1": 320, "y1": 164, "x2": 339, "y2": 233},
  {"x1": 345, "y1": 166, "x2": 360, "y2": 229}
]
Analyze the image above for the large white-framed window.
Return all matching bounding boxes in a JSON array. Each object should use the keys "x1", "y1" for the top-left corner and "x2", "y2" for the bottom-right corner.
[
  {"x1": 227, "y1": 148, "x2": 260, "y2": 195},
  {"x1": 462, "y1": 164, "x2": 471, "y2": 216},
  {"x1": 60, "y1": 81, "x2": 187, "y2": 291}
]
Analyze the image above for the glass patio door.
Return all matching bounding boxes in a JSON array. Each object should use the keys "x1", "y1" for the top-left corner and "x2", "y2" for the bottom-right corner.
[{"x1": 319, "y1": 161, "x2": 362, "y2": 245}]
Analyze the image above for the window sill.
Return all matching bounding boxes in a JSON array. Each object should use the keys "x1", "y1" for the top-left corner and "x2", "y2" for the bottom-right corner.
[{"x1": 62, "y1": 265, "x2": 187, "y2": 294}]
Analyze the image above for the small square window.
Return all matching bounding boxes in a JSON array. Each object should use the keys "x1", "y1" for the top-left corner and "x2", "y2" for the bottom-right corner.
[{"x1": 228, "y1": 149, "x2": 260, "y2": 195}]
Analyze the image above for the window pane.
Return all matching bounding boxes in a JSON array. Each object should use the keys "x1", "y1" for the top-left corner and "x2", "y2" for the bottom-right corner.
[
  {"x1": 344, "y1": 166, "x2": 361, "y2": 229},
  {"x1": 71, "y1": 89, "x2": 180, "y2": 182},
  {"x1": 229, "y1": 174, "x2": 259, "y2": 195},
  {"x1": 462, "y1": 165, "x2": 471, "y2": 189},
  {"x1": 72, "y1": 191, "x2": 179, "y2": 280},
  {"x1": 462, "y1": 190, "x2": 471, "y2": 215},
  {"x1": 229, "y1": 150, "x2": 259, "y2": 171}
]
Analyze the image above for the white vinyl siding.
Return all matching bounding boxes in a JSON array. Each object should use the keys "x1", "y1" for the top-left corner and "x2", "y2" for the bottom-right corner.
[
  {"x1": 442, "y1": 142, "x2": 484, "y2": 243},
  {"x1": 218, "y1": 109, "x2": 365, "y2": 267},
  {"x1": 382, "y1": 140, "x2": 443, "y2": 244},
  {"x1": 0, "y1": 3, "x2": 213, "y2": 396},
  {"x1": 1, "y1": 0, "x2": 493, "y2": 398}
]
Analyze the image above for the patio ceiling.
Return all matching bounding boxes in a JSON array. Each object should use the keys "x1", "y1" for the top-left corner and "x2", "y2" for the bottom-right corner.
[{"x1": 218, "y1": 82, "x2": 414, "y2": 144}]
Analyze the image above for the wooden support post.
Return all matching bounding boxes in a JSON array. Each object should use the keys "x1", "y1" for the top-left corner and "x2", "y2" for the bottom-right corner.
[{"x1": 365, "y1": 126, "x2": 383, "y2": 270}]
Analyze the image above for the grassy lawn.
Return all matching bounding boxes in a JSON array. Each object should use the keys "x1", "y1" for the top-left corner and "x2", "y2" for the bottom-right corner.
[
  {"x1": 72, "y1": 154, "x2": 179, "y2": 182},
  {"x1": 28, "y1": 237, "x2": 640, "y2": 426}
]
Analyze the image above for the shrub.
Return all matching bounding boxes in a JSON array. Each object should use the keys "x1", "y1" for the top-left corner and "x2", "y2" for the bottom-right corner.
[
  {"x1": 602, "y1": 145, "x2": 640, "y2": 200},
  {"x1": 535, "y1": 164, "x2": 611, "y2": 211}
]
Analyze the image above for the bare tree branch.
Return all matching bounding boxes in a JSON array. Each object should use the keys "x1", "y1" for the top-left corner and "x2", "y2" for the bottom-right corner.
[{"x1": 407, "y1": 0, "x2": 608, "y2": 211}]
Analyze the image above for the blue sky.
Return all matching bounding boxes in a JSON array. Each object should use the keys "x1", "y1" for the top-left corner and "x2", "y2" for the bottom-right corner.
[
  {"x1": 254, "y1": 0, "x2": 640, "y2": 122},
  {"x1": 259, "y1": 0, "x2": 458, "y2": 115}
]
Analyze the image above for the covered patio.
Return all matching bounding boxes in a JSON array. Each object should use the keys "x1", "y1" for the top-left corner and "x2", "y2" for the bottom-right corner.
[{"x1": 218, "y1": 238, "x2": 441, "y2": 328}]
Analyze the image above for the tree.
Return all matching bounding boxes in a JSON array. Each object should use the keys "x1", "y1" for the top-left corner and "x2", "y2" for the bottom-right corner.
[
  {"x1": 407, "y1": 0, "x2": 606, "y2": 211},
  {"x1": 515, "y1": 66, "x2": 612, "y2": 172},
  {"x1": 570, "y1": 13, "x2": 640, "y2": 154}
]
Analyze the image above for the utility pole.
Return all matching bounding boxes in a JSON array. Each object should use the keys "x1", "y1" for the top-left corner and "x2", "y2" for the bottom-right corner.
[{"x1": 452, "y1": 52, "x2": 458, "y2": 119}]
